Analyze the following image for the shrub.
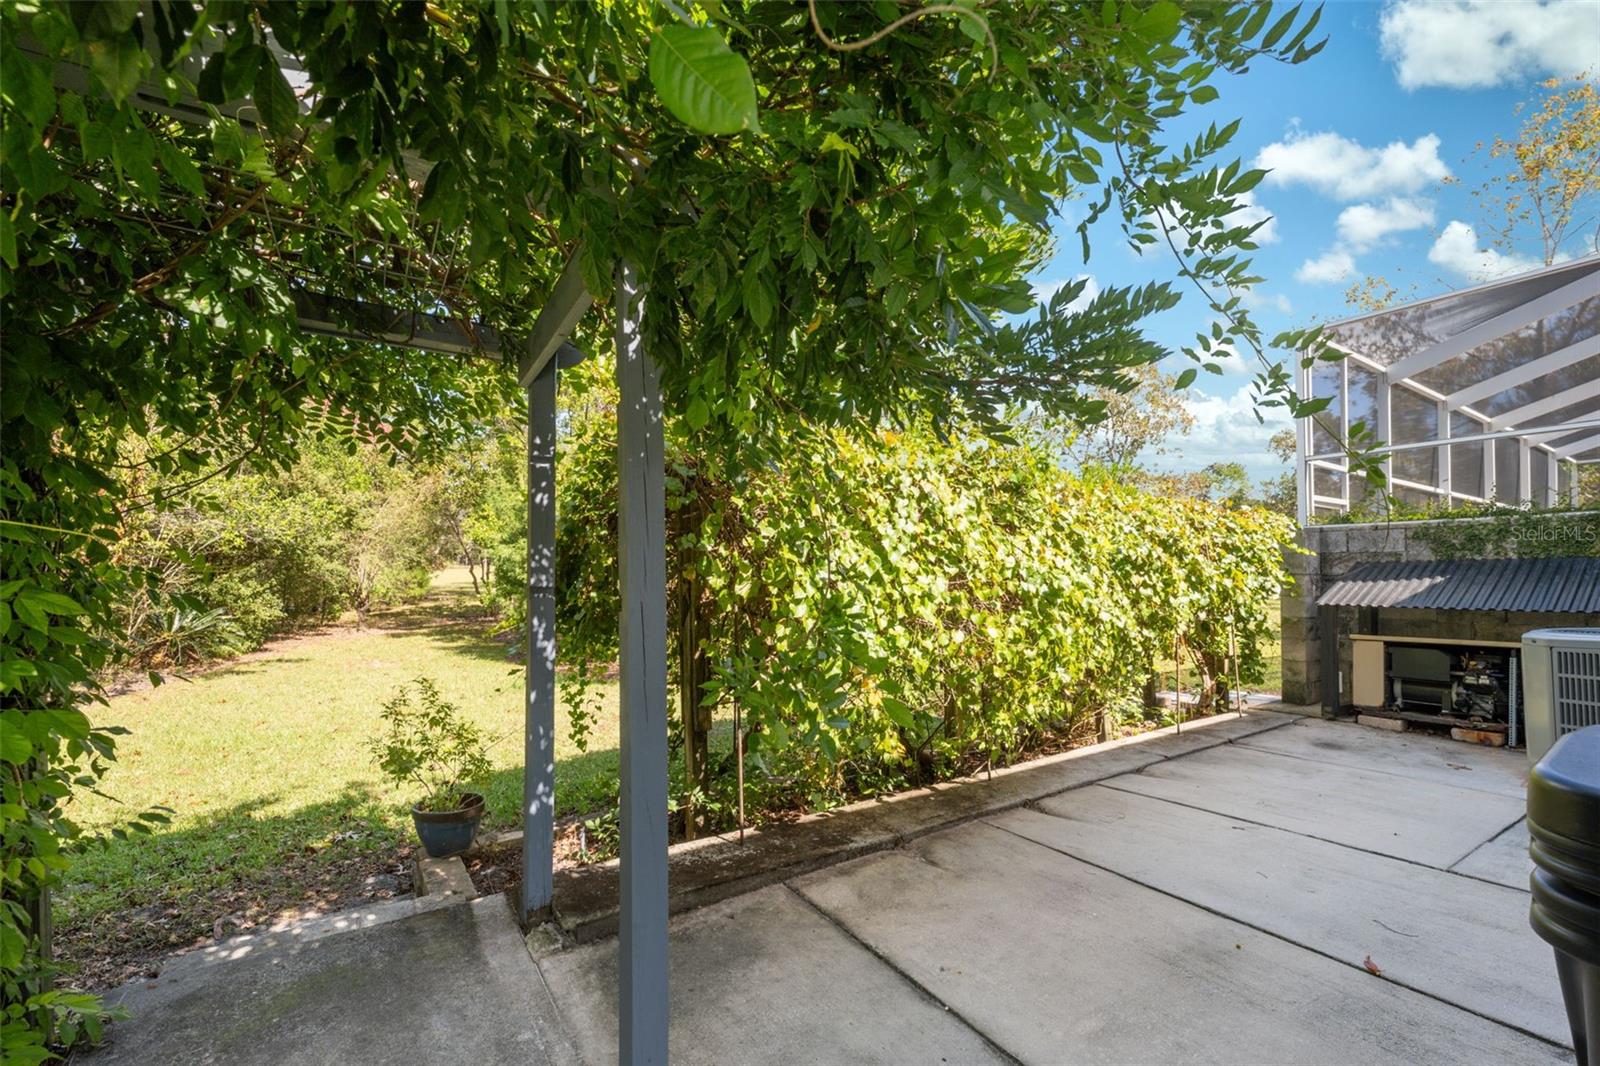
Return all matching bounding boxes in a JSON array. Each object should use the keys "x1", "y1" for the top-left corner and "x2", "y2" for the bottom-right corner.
[
  {"x1": 109, "y1": 438, "x2": 453, "y2": 670},
  {"x1": 368, "y1": 678, "x2": 493, "y2": 812},
  {"x1": 504, "y1": 415, "x2": 1295, "y2": 811}
]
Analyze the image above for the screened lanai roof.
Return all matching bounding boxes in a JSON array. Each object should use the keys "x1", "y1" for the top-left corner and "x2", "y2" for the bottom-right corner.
[{"x1": 1296, "y1": 255, "x2": 1600, "y2": 521}]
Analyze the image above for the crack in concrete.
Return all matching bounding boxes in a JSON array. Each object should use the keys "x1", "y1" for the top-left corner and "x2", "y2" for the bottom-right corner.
[
  {"x1": 1443, "y1": 813, "x2": 1529, "y2": 875},
  {"x1": 1090, "y1": 778, "x2": 1531, "y2": 895},
  {"x1": 1230, "y1": 734, "x2": 1527, "y2": 800}
]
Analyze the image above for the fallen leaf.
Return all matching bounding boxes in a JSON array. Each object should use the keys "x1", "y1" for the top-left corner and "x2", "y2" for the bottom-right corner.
[{"x1": 1363, "y1": 955, "x2": 1382, "y2": 976}]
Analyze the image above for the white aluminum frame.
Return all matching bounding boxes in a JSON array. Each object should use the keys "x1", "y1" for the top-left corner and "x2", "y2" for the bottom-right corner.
[{"x1": 1296, "y1": 257, "x2": 1600, "y2": 524}]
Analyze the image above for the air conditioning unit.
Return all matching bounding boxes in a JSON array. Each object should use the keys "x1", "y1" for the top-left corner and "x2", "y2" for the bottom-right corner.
[{"x1": 1522, "y1": 628, "x2": 1600, "y2": 764}]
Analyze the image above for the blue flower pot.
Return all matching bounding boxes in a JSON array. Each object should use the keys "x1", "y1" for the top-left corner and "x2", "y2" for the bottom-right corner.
[{"x1": 411, "y1": 792, "x2": 485, "y2": 858}]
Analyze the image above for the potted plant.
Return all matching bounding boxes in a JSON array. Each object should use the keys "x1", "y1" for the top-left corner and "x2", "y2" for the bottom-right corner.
[{"x1": 369, "y1": 677, "x2": 492, "y2": 857}]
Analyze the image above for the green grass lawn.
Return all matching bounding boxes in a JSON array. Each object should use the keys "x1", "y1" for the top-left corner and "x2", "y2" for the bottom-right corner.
[
  {"x1": 60, "y1": 568, "x2": 620, "y2": 975},
  {"x1": 1152, "y1": 628, "x2": 1283, "y2": 697},
  {"x1": 59, "y1": 567, "x2": 1285, "y2": 984}
]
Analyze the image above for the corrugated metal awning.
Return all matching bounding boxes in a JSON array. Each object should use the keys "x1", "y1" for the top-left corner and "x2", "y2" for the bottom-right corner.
[{"x1": 1318, "y1": 557, "x2": 1600, "y2": 613}]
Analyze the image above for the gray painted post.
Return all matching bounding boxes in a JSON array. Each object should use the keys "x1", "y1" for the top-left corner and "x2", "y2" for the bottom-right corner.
[
  {"x1": 614, "y1": 260, "x2": 669, "y2": 1066},
  {"x1": 523, "y1": 363, "x2": 558, "y2": 921}
]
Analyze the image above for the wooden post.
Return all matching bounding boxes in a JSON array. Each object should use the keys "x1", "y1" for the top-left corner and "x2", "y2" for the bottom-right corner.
[
  {"x1": 615, "y1": 260, "x2": 670, "y2": 1066},
  {"x1": 522, "y1": 363, "x2": 558, "y2": 921}
]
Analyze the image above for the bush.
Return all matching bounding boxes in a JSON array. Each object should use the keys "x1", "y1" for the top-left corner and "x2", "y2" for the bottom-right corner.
[
  {"x1": 369, "y1": 678, "x2": 493, "y2": 811},
  {"x1": 109, "y1": 438, "x2": 453, "y2": 670},
  {"x1": 501, "y1": 413, "x2": 1295, "y2": 812}
]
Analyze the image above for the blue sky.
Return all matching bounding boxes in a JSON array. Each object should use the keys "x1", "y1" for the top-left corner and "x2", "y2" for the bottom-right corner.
[{"x1": 1028, "y1": 0, "x2": 1600, "y2": 482}]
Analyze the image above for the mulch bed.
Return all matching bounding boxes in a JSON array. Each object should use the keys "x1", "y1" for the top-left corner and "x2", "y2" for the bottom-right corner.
[
  {"x1": 56, "y1": 847, "x2": 417, "y2": 991},
  {"x1": 464, "y1": 819, "x2": 597, "y2": 902}
]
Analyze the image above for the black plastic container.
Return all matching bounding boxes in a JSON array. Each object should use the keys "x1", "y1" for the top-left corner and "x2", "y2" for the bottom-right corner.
[{"x1": 1528, "y1": 726, "x2": 1600, "y2": 1066}]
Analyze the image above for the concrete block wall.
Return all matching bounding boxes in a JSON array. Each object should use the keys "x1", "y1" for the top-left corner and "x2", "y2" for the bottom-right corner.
[{"x1": 1279, "y1": 519, "x2": 1600, "y2": 708}]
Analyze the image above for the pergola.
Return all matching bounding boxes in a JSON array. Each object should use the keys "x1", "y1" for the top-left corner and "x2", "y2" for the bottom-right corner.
[
  {"x1": 35, "y1": 38, "x2": 673, "y2": 1066},
  {"x1": 1296, "y1": 255, "x2": 1600, "y2": 523}
]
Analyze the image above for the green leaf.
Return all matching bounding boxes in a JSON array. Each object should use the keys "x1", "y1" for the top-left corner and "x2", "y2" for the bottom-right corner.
[
  {"x1": 742, "y1": 268, "x2": 775, "y2": 328},
  {"x1": 1261, "y1": 5, "x2": 1301, "y2": 50},
  {"x1": 0, "y1": 728, "x2": 30, "y2": 765},
  {"x1": 253, "y1": 57, "x2": 300, "y2": 136},
  {"x1": 881, "y1": 697, "x2": 916, "y2": 730},
  {"x1": 85, "y1": 34, "x2": 145, "y2": 103},
  {"x1": 647, "y1": 25, "x2": 761, "y2": 136},
  {"x1": 1175, "y1": 367, "x2": 1198, "y2": 389},
  {"x1": 1, "y1": 48, "x2": 58, "y2": 131},
  {"x1": 686, "y1": 396, "x2": 710, "y2": 430},
  {"x1": 196, "y1": 48, "x2": 229, "y2": 103},
  {"x1": 0, "y1": 212, "x2": 16, "y2": 271},
  {"x1": 1135, "y1": 1, "x2": 1183, "y2": 42},
  {"x1": 156, "y1": 139, "x2": 207, "y2": 197},
  {"x1": 17, "y1": 589, "x2": 85, "y2": 615}
]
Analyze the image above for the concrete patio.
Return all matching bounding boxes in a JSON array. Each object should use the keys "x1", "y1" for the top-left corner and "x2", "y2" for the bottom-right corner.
[{"x1": 79, "y1": 711, "x2": 1574, "y2": 1065}]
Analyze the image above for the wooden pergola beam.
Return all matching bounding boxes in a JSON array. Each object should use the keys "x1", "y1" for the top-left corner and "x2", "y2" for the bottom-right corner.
[
  {"x1": 614, "y1": 259, "x2": 670, "y2": 1066},
  {"x1": 519, "y1": 250, "x2": 594, "y2": 388},
  {"x1": 292, "y1": 291, "x2": 509, "y2": 358}
]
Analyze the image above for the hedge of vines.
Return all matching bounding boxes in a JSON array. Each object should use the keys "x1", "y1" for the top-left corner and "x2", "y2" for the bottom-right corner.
[{"x1": 538, "y1": 413, "x2": 1294, "y2": 810}]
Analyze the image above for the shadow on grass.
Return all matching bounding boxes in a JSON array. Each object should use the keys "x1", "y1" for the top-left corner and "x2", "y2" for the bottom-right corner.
[
  {"x1": 373, "y1": 620, "x2": 519, "y2": 665},
  {"x1": 357, "y1": 593, "x2": 521, "y2": 665},
  {"x1": 57, "y1": 784, "x2": 415, "y2": 989},
  {"x1": 477, "y1": 747, "x2": 623, "y2": 830},
  {"x1": 58, "y1": 742, "x2": 628, "y2": 989},
  {"x1": 169, "y1": 656, "x2": 314, "y2": 681}
]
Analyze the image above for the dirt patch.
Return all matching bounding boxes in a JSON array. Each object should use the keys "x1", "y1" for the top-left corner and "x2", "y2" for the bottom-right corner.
[
  {"x1": 56, "y1": 847, "x2": 417, "y2": 991},
  {"x1": 465, "y1": 819, "x2": 606, "y2": 902}
]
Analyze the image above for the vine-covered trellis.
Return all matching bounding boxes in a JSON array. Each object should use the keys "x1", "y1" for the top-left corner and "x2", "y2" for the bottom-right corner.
[{"x1": 2, "y1": 3, "x2": 1332, "y2": 1062}]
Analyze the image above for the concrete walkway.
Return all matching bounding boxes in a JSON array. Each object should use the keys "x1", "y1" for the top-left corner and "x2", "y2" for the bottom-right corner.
[
  {"x1": 77, "y1": 895, "x2": 579, "y2": 1065},
  {"x1": 80, "y1": 713, "x2": 1572, "y2": 1065},
  {"x1": 539, "y1": 714, "x2": 1568, "y2": 1065}
]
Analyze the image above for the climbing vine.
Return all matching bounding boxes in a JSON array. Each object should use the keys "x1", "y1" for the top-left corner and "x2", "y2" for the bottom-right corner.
[
  {"x1": 3, "y1": 2, "x2": 1327, "y2": 1057},
  {"x1": 522, "y1": 401, "x2": 1294, "y2": 813},
  {"x1": 1403, "y1": 505, "x2": 1600, "y2": 560}
]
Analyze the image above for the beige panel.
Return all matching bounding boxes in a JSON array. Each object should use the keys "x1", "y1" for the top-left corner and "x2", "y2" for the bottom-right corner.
[{"x1": 1352, "y1": 639, "x2": 1386, "y2": 709}]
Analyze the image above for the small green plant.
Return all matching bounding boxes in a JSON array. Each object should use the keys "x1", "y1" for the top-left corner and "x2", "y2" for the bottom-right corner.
[
  {"x1": 368, "y1": 678, "x2": 492, "y2": 812},
  {"x1": 576, "y1": 807, "x2": 621, "y2": 864}
]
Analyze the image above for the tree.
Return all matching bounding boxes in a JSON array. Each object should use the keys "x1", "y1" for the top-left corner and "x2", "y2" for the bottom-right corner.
[
  {"x1": 1, "y1": 3, "x2": 1328, "y2": 1055},
  {"x1": 1474, "y1": 74, "x2": 1600, "y2": 266},
  {"x1": 1055, "y1": 364, "x2": 1197, "y2": 472},
  {"x1": 1258, "y1": 427, "x2": 1299, "y2": 516}
]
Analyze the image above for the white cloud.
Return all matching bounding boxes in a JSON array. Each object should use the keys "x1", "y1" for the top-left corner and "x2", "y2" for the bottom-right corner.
[
  {"x1": 1226, "y1": 190, "x2": 1279, "y2": 245},
  {"x1": 1296, "y1": 249, "x2": 1357, "y2": 284},
  {"x1": 1210, "y1": 345, "x2": 1251, "y2": 374},
  {"x1": 1426, "y1": 221, "x2": 1545, "y2": 281},
  {"x1": 1032, "y1": 274, "x2": 1099, "y2": 312},
  {"x1": 1152, "y1": 383, "x2": 1292, "y2": 479},
  {"x1": 1256, "y1": 131, "x2": 1450, "y2": 200},
  {"x1": 1380, "y1": 0, "x2": 1600, "y2": 90},
  {"x1": 1289, "y1": 198, "x2": 1434, "y2": 292},
  {"x1": 1241, "y1": 287, "x2": 1293, "y2": 315},
  {"x1": 1336, "y1": 197, "x2": 1436, "y2": 252}
]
